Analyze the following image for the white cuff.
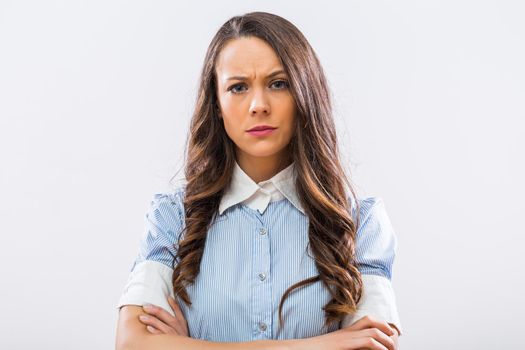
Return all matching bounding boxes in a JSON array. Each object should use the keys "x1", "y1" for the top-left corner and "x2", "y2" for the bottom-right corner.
[
  {"x1": 116, "y1": 260, "x2": 176, "y2": 317},
  {"x1": 341, "y1": 274, "x2": 403, "y2": 335}
]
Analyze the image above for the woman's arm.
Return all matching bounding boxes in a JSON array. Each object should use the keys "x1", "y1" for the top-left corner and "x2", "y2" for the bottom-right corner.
[
  {"x1": 116, "y1": 305, "x2": 295, "y2": 350},
  {"x1": 116, "y1": 306, "x2": 397, "y2": 350}
]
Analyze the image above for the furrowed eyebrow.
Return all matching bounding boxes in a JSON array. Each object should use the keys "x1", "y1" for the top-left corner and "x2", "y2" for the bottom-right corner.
[{"x1": 226, "y1": 69, "x2": 287, "y2": 81}]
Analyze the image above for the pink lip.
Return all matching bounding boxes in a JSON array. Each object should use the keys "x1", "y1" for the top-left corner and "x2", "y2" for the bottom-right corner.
[{"x1": 247, "y1": 128, "x2": 276, "y2": 136}]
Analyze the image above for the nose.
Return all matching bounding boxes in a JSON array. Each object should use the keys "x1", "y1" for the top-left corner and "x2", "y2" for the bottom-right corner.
[{"x1": 249, "y1": 88, "x2": 270, "y2": 116}]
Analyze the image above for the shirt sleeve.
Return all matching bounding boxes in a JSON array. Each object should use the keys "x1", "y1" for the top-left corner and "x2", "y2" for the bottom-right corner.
[
  {"x1": 341, "y1": 197, "x2": 403, "y2": 335},
  {"x1": 116, "y1": 191, "x2": 185, "y2": 317}
]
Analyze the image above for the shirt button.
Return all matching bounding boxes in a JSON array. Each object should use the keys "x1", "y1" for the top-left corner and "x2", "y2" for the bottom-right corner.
[
  {"x1": 259, "y1": 228, "x2": 267, "y2": 235},
  {"x1": 258, "y1": 322, "x2": 267, "y2": 331},
  {"x1": 258, "y1": 273, "x2": 266, "y2": 281}
]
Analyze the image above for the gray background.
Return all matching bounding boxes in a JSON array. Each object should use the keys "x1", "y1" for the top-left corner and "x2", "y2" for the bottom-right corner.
[{"x1": 1, "y1": 1, "x2": 523, "y2": 349}]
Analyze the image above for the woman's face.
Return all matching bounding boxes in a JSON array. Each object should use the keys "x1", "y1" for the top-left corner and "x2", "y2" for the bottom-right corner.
[{"x1": 215, "y1": 36, "x2": 296, "y2": 165}]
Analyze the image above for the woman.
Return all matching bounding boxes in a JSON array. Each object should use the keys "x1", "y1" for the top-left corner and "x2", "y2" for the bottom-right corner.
[{"x1": 116, "y1": 11, "x2": 402, "y2": 350}]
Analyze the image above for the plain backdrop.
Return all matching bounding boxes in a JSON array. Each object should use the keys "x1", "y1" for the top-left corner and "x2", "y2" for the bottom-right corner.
[{"x1": 1, "y1": 1, "x2": 523, "y2": 349}]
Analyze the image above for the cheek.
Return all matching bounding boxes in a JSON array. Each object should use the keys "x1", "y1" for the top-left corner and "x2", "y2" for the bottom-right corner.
[
  {"x1": 280, "y1": 100, "x2": 296, "y2": 139},
  {"x1": 222, "y1": 117, "x2": 241, "y2": 141},
  {"x1": 222, "y1": 115, "x2": 248, "y2": 146},
  {"x1": 219, "y1": 99, "x2": 244, "y2": 138}
]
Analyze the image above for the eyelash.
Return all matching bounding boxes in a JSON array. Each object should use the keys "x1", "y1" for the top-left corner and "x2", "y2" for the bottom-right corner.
[{"x1": 228, "y1": 80, "x2": 289, "y2": 94}]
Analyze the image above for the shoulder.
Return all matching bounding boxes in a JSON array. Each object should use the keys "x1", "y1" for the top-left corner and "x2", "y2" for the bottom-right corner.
[
  {"x1": 350, "y1": 195, "x2": 397, "y2": 246},
  {"x1": 146, "y1": 185, "x2": 187, "y2": 229},
  {"x1": 348, "y1": 195, "x2": 387, "y2": 226},
  {"x1": 351, "y1": 196, "x2": 398, "y2": 279},
  {"x1": 356, "y1": 196, "x2": 387, "y2": 222},
  {"x1": 150, "y1": 184, "x2": 186, "y2": 209}
]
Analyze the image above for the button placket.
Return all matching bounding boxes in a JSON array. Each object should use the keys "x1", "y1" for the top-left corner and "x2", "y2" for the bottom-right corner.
[{"x1": 253, "y1": 224, "x2": 271, "y2": 338}]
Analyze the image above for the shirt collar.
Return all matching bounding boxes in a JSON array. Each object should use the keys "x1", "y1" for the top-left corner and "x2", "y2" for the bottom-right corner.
[{"x1": 219, "y1": 160, "x2": 305, "y2": 216}]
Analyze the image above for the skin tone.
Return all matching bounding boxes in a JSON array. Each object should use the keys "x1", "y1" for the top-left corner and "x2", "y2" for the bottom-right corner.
[
  {"x1": 215, "y1": 36, "x2": 296, "y2": 183},
  {"x1": 138, "y1": 300, "x2": 399, "y2": 349},
  {"x1": 132, "y1": 37, "x2": 400, "y2": 349}
]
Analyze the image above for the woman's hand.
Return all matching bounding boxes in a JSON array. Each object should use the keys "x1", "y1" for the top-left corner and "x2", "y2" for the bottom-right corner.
[
  {"x1": 387, "y1": 323, "x2": 399, "y2": 349},
  {"x1": 293, "y1": 315, "x2": 398, "y2": 350},
  {"x1": 138, "y1": 296, "x2": 189, "y2": 337}
]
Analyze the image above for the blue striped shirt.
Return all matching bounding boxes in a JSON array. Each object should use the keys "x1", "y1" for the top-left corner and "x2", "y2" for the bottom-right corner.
[{"x1": 117, "y1": 164, "x2": 402, "y2": 340}]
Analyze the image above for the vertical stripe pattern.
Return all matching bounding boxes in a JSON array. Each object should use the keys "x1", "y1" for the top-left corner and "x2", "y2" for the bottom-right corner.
[{"x1": 128, "y1": 186, "x2": 398, "y2": 341}]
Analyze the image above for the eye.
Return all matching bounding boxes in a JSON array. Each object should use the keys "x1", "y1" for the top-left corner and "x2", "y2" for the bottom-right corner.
[
  {"x1": 228, "y1": 83, "x2": 247, "y2": 94},
  {"x1": 271, "y1": 80, "x2": 289, "y2": 89},
  {"x1": 227, "y1": 80, "x2": 289, "y2": 94}
]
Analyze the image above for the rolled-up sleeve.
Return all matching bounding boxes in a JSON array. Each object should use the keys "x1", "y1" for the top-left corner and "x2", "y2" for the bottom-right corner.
[
  {"x1": 341, "y1": 197, "x2": 403, "y2": 335},
  {"x1": 116, "y1": 191, "x2": 185, "y2": 317}
]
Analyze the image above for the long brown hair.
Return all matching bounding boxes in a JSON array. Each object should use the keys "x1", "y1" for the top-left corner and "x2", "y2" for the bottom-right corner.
[{"x1": 170, "y1": 11, "x2": 363, "y2": 331}]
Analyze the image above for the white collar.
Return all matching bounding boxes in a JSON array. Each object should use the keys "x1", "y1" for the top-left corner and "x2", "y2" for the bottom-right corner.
[{"x1": 218, "y1": 160, "x2": 305, "y2": 216}]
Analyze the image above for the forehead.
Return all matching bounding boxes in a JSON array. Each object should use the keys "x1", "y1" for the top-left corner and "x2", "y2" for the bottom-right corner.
[{"x1": 215, "y1": 37, "x2": 284, "y2": 80}]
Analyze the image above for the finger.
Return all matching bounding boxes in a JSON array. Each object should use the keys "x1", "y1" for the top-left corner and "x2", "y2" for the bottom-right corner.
[
  {"x1": 352, "y1": 337, "x2": 388, "y2": 350},
  {"x1": 347, "y1": 315, "x2": 395, "y2": 337},
  {"x1": 167, "y1": 296, "x2": 186, "y2": 325},
  {"x1": 138, "y1": 313, "x2": 175, "y2": 334},
  {"x1": 357, "y1": 328, "x2": 395, "y2": 350},
  {"x1": 168, "y1": 296, "x2": 189, "y2": 335},
  {"x1": 388, "y1": 323, "x2": 400, "y2": 337},
  {"x1": 346, "y1": 329, "x2": 394, "y2": 350},
  {"x1": 142, "y1": 304, "x2": 184, "y2": 335},
  {"x1": 146, "y1": 325, "x2": 162, "y2": 334}
]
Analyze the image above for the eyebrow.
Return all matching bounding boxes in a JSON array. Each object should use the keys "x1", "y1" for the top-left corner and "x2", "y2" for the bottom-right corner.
[{"x1": 226, "y1": 69, "x2": 287, "y2": 81}]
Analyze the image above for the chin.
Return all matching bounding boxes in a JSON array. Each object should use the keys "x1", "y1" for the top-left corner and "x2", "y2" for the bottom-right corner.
[
  {"x1": 246, "y1": 151, "x2": 279, "y2": 158},
  {"x1": 241, "y1": 146, "x2": 283, "y2": 158}
]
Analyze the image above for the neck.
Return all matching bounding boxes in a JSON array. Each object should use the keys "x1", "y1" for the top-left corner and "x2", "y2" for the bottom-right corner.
[{"x1": 236, "y1": 149, "x2": 292, "y2": 183}]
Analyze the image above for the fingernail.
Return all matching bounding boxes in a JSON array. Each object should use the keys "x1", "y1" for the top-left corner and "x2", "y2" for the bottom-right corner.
[
  {"x1": 143, "y1": 303, "x2": 154, "y2": 310},
  {"x1": 139, "y1": 315, "x2": 148, "y2": 321}
]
